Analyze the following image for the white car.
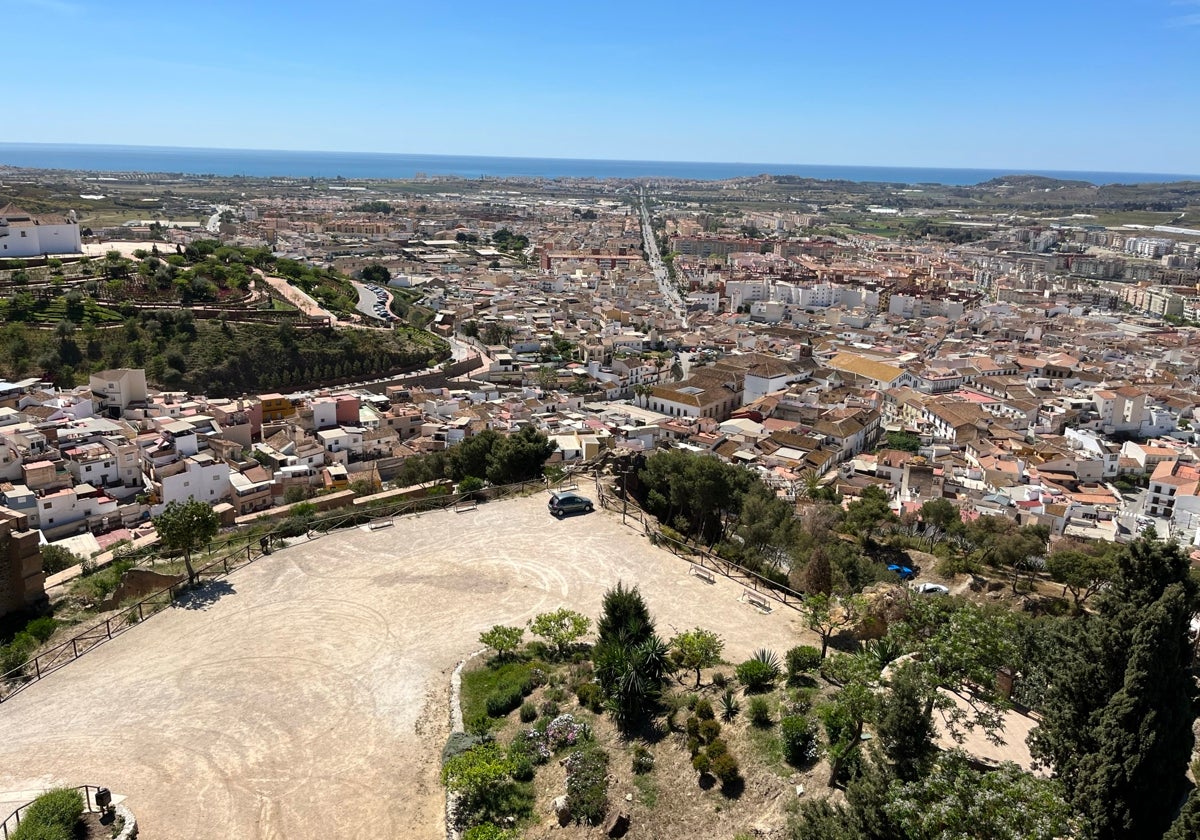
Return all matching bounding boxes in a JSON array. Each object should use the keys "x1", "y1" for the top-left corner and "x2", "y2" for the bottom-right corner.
[{"x1": 912, "y1": 583, "x2": 950, "y2": 596}]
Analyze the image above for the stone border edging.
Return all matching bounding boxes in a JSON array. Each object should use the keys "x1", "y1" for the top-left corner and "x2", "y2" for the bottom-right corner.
[
  {"x1": 446, "y1": 648, "x2": 487, "y2": 840},
  {"x1": 113, "y1": 802, "x2": 138, "y2": 839}
]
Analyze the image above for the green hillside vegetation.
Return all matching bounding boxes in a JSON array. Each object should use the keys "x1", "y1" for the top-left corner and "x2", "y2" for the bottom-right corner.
[{"x1": 0, "y1": 310, "x2": 447, "y2": 395}]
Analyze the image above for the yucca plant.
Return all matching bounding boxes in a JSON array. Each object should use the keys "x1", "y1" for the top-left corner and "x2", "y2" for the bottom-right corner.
[
  {"x1": 719, "y1": 688, "x2": 741, "y2": 722},
  {"x1": 752, "y1": 648, "x2": 782, "y2": 677}
]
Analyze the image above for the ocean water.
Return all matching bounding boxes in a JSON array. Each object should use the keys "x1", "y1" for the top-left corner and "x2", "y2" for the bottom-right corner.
[{"x1": 0, "y1": 142, "x2": 1194, "y2": 186}]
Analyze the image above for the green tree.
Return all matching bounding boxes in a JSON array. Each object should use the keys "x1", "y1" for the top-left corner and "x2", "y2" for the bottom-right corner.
[
  {"x1": 890, "y1": 597, "x2": 1016, "y2": 743},
  {"x1": 884, "y1": 751, "x2": 1072, "y2": 840},
  {"x1": 671, "y1": 627, "x2": 725, "y2": 688},
  {"x1": 806, "y1": 593, "x2": 864, "y2": 658},
  {"x1": 876, "y1": 661, "x2": 937, "y2": 782},
  {"x1": 1045, "y1": 542, "x2": 1118, "y2": 612},
  {"x1": 448, "y1": 430, "x2": 501, "y2": 482},
  {"x1": 885, "y1": 430, "x2": 921, "y2": 452},
  {"x1": 485, "y1": 426, "x2": 557, "y2": 486},
  {"x1": 1164, "y1": 789, "x2": 1200, "y2": 840},
  {"x1": 529, "y1": 608, "x2": 590, "y2": 658},
  {"x1": 842, "y1": 485, "x2": 896, "y2": 544},
  {"x1": 360, "y1": 264, "x2": 391, "y2": 284},
  {"x1": 153, "y1": 499, "x2": 220, "y2": 585},
  {"x1": 1030, "y1": 535, "x2": 1198, "y2": 840},
  {"x1": 478, "y1": 625, "x2": 524, "y2": 660}
]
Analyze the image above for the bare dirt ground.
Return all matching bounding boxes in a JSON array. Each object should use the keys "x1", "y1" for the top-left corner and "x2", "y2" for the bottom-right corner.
[{"x1": 0, "y1": 494, "x2": 807, "y2": 839}]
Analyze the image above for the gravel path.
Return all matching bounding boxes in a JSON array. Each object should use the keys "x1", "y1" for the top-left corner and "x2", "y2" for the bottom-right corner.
[{"x1": 0, "y1": 494, "x2": 805, "y2": 839}]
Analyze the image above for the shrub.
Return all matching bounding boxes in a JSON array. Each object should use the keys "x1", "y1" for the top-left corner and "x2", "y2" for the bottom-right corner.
[
  {"x1": 685, "y1": 715, "x2": 701, "y2": 740},
  {"x1": 575, "y1": 681, "x2": 603, "y2": 713},
  {"x1": 665, "y1": 693, "x2": 688, "y2": 729},
  {"x1": 24, "y1": 617, "x2": 57, "y2": 644},
  {"x1": 699, "y1": 718, "x2": 722, "y2": 744},
  {"x1": 687, "y1": 736, "x2": 700, "y2": 757},
  {"x1": 463, "y1": 825, "x2": 516, "y2": 840},
  {"x1": 786, "y1": 645, "x2": 822, "y2": 681},
  {"x1": 465, "y1": 713, "x2": 491, "y2": 736},
  {"x1": 564, "y1": 743, "x2": 609, "y2": 825},
  {"x1": 510, "y1": 752, "x2": 535, "y2": 782},
  {"x1": 545, "y1": 714, "x2": 592, "y2": 752},
  {"x1": 544, "y1": 686, "x2": 566, "y2": 703},
  {"x1": 719, "y1": 689, "x2": 741, "y2": 722},
  {"x1": 539, "y1": 700, "x2": 560, "y2": 719},
  {"x1": 712, "y1": 671, "x2": 728, "y2": 689},
  {"x1": 486, "y1": 686, "x2": 525, "y2": 718},
  {"x1": 694, "y1": 698, "x2": 715, "y2": 720},
  {"x1": 785, "y1": 687, "x2": 818, "y2": 716},
  {"x1": 685, "y1": 693, "x2": 700, "y2": 711},
  {"x1": 692, "y1": 752, "x2": 711, "y2": 775},
  {"x1": 519, "y1": 702, "x2": 538, "y2": 723},
  {"x1": 781, "y1": 715, "x2": 820, "y2": 766},
  {"x1": 512, "y1": 729, "x2": 550, "y2": 765},
  {"x1": 443, "y1": 731, "x2": 487, "y2": 764},
  {"x1": 736, "y1": 659, "x2": 779, "y2": 692},
  {"x1": 741, "y1": 650, "x2": 783, "y2": 690},
  {"x1": 10, "y1": 788, "x2": 83, "y2": 840},
  {"x1": 0, "y1": 632, "x2": 38, "y2": 678},
  {"x1": 441, "y1": 742, "x2": 515, "y2": 817},
  {"x1": 710, "y1": 751, "x2": 741, "y2": 786},
  {"x1": 748, "y1": 696, "x2": 772, "y2": 728},
  {"x1": 632, "y1": 745, "x2": 655, "y2": 775},
  {"x1": 706, "y1": 738, "x2": 729, "y2": 760}
]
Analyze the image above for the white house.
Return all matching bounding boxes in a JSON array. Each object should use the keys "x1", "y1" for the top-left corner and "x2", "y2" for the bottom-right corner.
[{"x1": 0, "y1": 204, "x2": 82, "y2": 257}]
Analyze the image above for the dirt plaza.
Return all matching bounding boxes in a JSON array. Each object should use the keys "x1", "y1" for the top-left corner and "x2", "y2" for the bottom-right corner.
[{"x1": 0, "y1": 493, "x2": 805, "y2": 839}]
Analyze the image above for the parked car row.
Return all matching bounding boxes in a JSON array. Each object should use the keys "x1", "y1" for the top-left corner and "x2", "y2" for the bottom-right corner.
[{"x1": 364, "y1": 283, "x2": 399, "y2": 322}]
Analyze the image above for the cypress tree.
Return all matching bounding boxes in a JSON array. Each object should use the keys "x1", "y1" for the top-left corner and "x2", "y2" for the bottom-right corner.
[{"x1": 1030, "y1": 536, "x2": 1198, "y2": 840}]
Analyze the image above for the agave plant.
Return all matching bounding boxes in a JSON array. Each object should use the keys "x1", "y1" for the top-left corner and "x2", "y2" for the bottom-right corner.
[
  {"x1": 719, "y1": 688, "x2": 741, "y2": 722},
  {"x1": 752, "y1": 648, "x2": 782, "y2": 678}
]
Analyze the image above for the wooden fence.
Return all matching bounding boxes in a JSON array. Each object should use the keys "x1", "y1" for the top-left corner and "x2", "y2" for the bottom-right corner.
[
  {"x1": 0, "y1": 478, "x2": 549, "y2": 704},
  {"x1": 598, "y1": 487, "x2": 807, "y2": 613}
]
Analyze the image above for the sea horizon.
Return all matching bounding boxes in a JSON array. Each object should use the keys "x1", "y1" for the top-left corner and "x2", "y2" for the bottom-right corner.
[{"x1": 0, "y1": 142, "x2": 1196, "y2": 187}]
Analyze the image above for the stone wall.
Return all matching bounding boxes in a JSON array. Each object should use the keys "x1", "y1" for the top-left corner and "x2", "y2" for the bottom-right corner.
[{"x1": 0, "y1": 507, "x2": 46, "y2": 619}]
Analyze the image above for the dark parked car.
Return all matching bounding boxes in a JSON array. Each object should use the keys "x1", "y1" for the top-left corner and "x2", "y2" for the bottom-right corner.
[{"x1": 548, "y1": 491, "x2": 594, "y2": 517}]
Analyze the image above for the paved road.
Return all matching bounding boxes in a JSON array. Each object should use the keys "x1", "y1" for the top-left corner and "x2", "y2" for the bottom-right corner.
[
  {"x1": 0, "y1": 494, "x2": 805, "y2": 839},
  {"x1": 638, "y1": 190, "x2": 687, "y2": 327}
]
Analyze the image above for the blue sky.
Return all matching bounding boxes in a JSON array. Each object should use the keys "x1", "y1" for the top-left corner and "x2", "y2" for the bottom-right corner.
[{"x1": 9, "y1": 0, "x2": 1199, "y2": 172}]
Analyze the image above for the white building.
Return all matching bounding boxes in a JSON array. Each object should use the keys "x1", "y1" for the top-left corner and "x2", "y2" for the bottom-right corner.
[{"x1": 0, "y1": 204, "x2": 82, "y2": 257}]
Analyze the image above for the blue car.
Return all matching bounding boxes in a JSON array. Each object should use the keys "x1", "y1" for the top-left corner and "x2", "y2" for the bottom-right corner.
[{"x1": 888, "y1": 564, "x2": 915, "y2": 581}]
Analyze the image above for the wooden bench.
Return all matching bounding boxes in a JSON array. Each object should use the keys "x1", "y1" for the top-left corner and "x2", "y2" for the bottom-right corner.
[
  {"x1": 743, "y1": 589, "x2": 771, "y2": 612},
  {"x1": 368, "y1": 518, "x2": 395, "y2": 531},
  {"x1": 455, "y1": 500, "x2": 478, "y2": 513},
  {"x1": 689, "y1": 564, "x2": 716, "y2": 584}
]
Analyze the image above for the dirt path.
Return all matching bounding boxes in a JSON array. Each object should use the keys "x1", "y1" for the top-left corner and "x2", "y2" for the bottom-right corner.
[{"x1": 0, "y1": 495, "x2": 806, "y2": 839}]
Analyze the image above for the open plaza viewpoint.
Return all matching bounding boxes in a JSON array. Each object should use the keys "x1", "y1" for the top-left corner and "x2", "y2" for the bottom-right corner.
[{"x1": 0, "y1": 494, "x2": 802, "y2": 839}]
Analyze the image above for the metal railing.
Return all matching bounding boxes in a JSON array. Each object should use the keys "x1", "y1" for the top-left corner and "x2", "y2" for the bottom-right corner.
[
  {"x1": 599, "y1": 488, "x2": 807, "y2": 613},
  {"x1": 0, "y1": 478, "x2": 550, "y2": 704},
  {"x1": 1, "y1": 785, "x2": 105, "y2": 839}
]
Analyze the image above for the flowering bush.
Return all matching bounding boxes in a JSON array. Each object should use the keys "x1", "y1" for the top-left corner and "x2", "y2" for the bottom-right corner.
[
  {"x1": 545, "y1": 714, "x2": 593, "y2": 752},
  {"x1": 516, "y1": 728, "x2": 551, "y2": 763}
]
